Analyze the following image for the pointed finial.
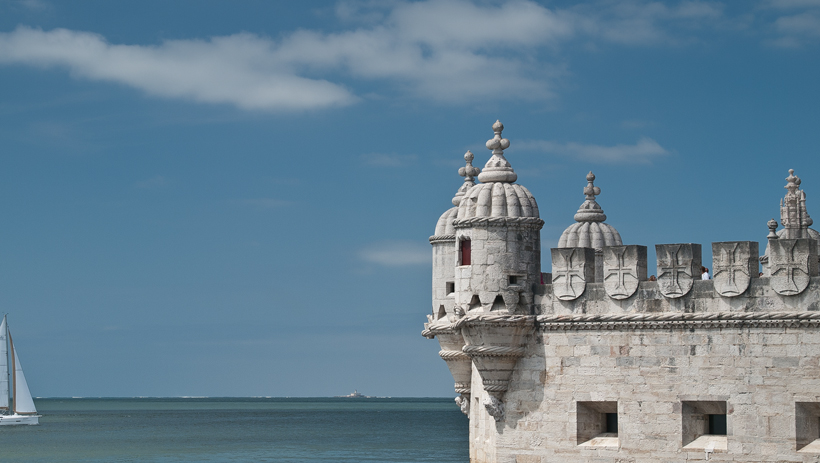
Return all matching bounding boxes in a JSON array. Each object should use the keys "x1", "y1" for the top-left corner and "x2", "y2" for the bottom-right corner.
[
  {"x1": 477, "y1": 120, "x2": 517, "y2": 183},
  {"x1": 574, "y1": 171, "x2": 606, "y2": 223},
  {"x1": 767, "y1": 219, "x2": 779, "y2": 239},
  {"x1": 453, "y1": 151, "x2": 480, "y2": 205},
  {"x1": 785, "y1": 169, "x2": 801, "y2": 195}
]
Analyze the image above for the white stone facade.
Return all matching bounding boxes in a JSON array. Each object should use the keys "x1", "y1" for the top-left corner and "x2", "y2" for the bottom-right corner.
[{"x1": 423, "y1": 121, "x2": 820, "y2": 463}]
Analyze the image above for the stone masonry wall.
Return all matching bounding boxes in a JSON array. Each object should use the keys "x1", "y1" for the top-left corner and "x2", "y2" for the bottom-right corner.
[{"x1": 463, "y1": 278, "x2": 820, "y2": 463}]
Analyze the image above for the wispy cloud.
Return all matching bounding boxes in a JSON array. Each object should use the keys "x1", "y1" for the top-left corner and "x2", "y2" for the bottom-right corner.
[
  {"x1": 359, "y1": 240, "x2": 430, "y2": 266},
  {"x1": 0, "y1": 1, "x2": 737, "y2": 111},
  {"x1": 518, "y1": 136, "x2": 670, "y2": 164},
  {"x1": 360, "y1": 153, "x2": 417, "y2": 167}
]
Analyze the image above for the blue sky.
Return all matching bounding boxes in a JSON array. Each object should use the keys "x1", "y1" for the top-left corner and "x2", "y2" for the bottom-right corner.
[{"x1": 0, "y1": 0, "x2": 818, "y2": 397}]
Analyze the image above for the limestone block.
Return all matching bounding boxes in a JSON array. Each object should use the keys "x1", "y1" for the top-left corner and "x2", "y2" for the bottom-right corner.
[
  {"x1": 655, "y1": 243, "x2": 702, "y2": 298},
  {"x1": 712, "y1": 241, "x2": 759, "y2": 297},
  {"x1": 551, "y1": 247, "x2": 595, "y2": 301},
  {"x1": 768, "y1": 238, "x2": 818, "y2": 296},
  {"x1": 602, "y1": 245, "x2": 647, "y2": 300}
]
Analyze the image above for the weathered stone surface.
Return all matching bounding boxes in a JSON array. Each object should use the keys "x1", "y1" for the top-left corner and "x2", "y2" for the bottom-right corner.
[
  {"x1": 551, "y1": 247, "x2": 595, "y2": 301},
  {"x1": 712, "y1": 241, "x2": 759, "y2": 297},
  {"x1": 602, "y1": 245, "x2": 647, "y2": 300},
  {"x1": 655, "y1": 243, "x2": 701, "y2": 299},
  {"x1": 769, "y1": 238, "x2": 818, "y2": 295}
]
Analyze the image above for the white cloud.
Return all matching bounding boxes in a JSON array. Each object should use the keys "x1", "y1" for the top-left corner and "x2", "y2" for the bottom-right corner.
[
  {"x1": 359, "y1": 240, "x2": 430, "y2": 266},
  {"x1": 0, "y1": 1, "x2": 734, "y2": 110},
  {"x1": 0, "y1": 27, "x2": 357, "y2": 111},
  {"x1": 517, "y1": 136, "x2": 670, "y2": 164}
]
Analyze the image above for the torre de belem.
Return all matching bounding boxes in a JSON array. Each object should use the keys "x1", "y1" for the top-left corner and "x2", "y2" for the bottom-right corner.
[{"x1": 422, "y1": 121, "x2": 820, "y2": 463}]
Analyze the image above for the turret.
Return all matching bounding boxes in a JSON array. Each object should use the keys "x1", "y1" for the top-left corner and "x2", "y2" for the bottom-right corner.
[
  {"x1": 558, "y1": 172, "x2": 622, "y2": 282},
  {"x1": 453, "y1": 121, "x2": 544, "y2": 314},
  {"x1": 430, "y1": 151, "x2": 479, "y2": 321}
]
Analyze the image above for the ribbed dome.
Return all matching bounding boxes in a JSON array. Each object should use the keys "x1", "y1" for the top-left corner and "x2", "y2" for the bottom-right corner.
[
  {"x1": 559, "y1": 222, "x2": 622, "y2": 248},
  {"x1": 456, "y1": 182, "x2": 540, "y2": 220},
  {"x1": 558, "y1": 172, "x2": 622, "y2": 249},
  {"x1": 434, "y1": 207, "x2": 458, "y2": 236}
]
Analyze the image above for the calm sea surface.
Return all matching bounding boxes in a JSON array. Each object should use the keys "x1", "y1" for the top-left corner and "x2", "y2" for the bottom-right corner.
[{"x1": 0, "y1": 398, "x2": 468, "y2": 462}]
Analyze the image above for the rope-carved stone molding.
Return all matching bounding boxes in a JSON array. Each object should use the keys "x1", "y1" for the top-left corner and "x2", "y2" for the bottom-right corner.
[
  {"x1": 439, "y1": 350, "x2": 471, "y2": 361},
  {"x1": 535, "y1": 311, "x2": 820, "y2": 330},
  {"x1": 481, "y1": 379, "x2": 510, "y2": 393},
  {"x1": 453, "y1": 216, "x2": 545, "y2": 230},
  {"x1": 429, "y1": 234, "x2": 456, "y2": 244},
  {"x1": 424, "y1": 312, "x2": 820, "y2": 336},
  {"x1": 462, "y1": 345, "x2": 527, "y2": 358}
]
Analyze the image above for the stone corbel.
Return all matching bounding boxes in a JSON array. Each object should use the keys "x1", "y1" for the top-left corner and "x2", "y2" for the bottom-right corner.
[
  {"x1": 455, "y1": 314, "x2": 534, "y2": 422},
  {"x1": 422, "y1": 314, "x2": 472, "y2": 416}
]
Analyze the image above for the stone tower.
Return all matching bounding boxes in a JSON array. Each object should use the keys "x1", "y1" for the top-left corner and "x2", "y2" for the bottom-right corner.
[{"x1": 453, "y1": 120, "x2": 544, "y2": 315}]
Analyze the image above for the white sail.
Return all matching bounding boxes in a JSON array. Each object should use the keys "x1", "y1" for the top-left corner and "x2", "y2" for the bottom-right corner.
[
  {"x1": 0, "y1": 316, "x2": 7, "y2": 411},
  {"x1": 11, "y1": 334, "x2": 36, "y2": 414}
]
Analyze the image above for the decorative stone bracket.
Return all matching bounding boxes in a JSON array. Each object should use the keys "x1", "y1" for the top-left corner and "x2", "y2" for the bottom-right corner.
[
  {"x1": 422, "y1": 320, "x2": 472, "y2": 416},
  {"x1": 453, "y1": 314, "x2": 534, "y2": 422}
]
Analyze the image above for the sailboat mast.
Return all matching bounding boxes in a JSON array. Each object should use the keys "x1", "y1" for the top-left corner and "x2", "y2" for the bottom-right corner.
[{"x1": 9, "y1": 330, "x2": 15, "y2": 414}]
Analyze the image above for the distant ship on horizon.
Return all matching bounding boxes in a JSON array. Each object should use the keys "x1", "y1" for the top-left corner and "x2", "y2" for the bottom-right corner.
[{"x1": 336, "y1": 390, "x2": 370, "y2": 398}]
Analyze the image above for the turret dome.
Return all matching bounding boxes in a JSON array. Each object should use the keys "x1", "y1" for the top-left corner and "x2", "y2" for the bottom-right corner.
[
  {"x1": 558, "y1": 172, "x2": 622, "y2": 249},
  {"x1": 432, "y1": 150, "x2": 480, "y2": 238},
  {"x1": 456, "y1": 121, "x2": 540, "y2": 221}
]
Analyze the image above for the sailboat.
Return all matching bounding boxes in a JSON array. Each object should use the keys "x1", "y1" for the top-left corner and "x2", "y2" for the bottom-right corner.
[{"x1": 0, "y1": 315, "x2": 40, "y2": 425}]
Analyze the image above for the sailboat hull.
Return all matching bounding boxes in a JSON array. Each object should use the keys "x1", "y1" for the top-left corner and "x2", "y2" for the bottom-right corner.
[{"x1": 0, "y1": 414, "x2": 39, "y2": 425}]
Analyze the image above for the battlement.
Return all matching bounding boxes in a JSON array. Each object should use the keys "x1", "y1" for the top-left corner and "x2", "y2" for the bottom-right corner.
[{"x1": 423, "y1": 122, "x2": 820, "y2": 463}]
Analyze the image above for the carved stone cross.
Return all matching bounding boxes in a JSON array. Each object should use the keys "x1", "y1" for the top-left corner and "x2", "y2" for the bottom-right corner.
[
  {"x1": 603, "y1": 245, "x2": 647, "y2": 300},
  {"x1": 769, "y1": 238, "x2": 817, "y2": 296},
  {"x1": 655, "y1": 243, "x2": 701, "y2": 299},
  {"x1": 551, "y1": 247, "x2": 595, "y2": 301},
  {"x1": 712, "y1": 241, "x2": 758, "y2": 297}
]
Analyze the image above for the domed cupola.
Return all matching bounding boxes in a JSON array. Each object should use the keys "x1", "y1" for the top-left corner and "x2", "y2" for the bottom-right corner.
[
  {"x1": 558, "y1": 172, "x2": 622, "y2": 282},
  {"x1": 456, "y1": 122, "x2": 539, "y2": 221},
  {"x1": 453, "y1": 121, "x2": 544, "y2": 315},
  {"x1": 429, "y1": 151, "x2": 480, "y2": 321}
]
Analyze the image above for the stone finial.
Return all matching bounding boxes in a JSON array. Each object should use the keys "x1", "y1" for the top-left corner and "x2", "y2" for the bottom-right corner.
[
  {"x1": 767, "y1": 219, "x2": 779, "y2": 239},
  {"x1": 574, "y1": 171, "x2": 607, "y2": 223},
  {"x1": 453, "y1": 151, "x2": 480, "y2": 206},
  {"x1": 780, "y1": 169, "x2": 813, "y2": 239},
  {"x1": 477, "y1": 120, "x2": 517, "y2": 183}
]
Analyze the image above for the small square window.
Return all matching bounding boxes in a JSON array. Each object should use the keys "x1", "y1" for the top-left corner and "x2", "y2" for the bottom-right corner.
[
  {"x1": 446, "y1": 282, "x2": 455, "y2": 295},
  {"x1": 796, "y1": 402, "x2": 820, "y2": 453},
  {"x1": 577, "y1": 401, "x2": 619, "y2": 448},
  {"x1": 681, "y1": 401, "x2": 728, "y2": 452},
  {"x1": 508, "y1": 275, "x2": 518, "y2": 285}
]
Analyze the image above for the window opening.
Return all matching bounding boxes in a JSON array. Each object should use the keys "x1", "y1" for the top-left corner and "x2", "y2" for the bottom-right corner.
[
  {"x1": 508, "y1": 275, "x2": 518, "y2": 285},
  {"x1": 446, "y1": 282, "x2": 455, "y2": 294},
  {"x1": 460, "y1": 240, "x2": 471, "y2": 266}
]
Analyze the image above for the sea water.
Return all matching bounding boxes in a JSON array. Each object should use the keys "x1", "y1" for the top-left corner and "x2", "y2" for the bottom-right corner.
[{"x1": 0, "y1": 398, "x2": 468, "y2": 462}]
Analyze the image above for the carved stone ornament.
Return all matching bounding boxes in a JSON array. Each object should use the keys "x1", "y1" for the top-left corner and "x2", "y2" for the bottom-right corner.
[
  {"x1": 602, "y1": 245, "x2": 647, "y2": 300},
  {"x1": 655, "y1": 244, "x2": 702, "y2": 299},
  {"x1": 455, "y1": 393, "x2": 470, "y2": 416},
  {"x1": 712, "y1": 241, "x2": 759, "y2": 297},
  {"x1": 769, "y1": 238, "x2": 818, "y2": 296},
  {"x1": 551, "y1": 247, "x2": 596, "y2": 301},
  {"x1": 483, "y1": 395, "x2": 504, "y2": 421}
]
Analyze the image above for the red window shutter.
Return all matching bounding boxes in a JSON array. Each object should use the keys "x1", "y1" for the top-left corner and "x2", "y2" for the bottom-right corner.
[{"x1": 461, "y1": 240, "x2": 471, "y2": 265}]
